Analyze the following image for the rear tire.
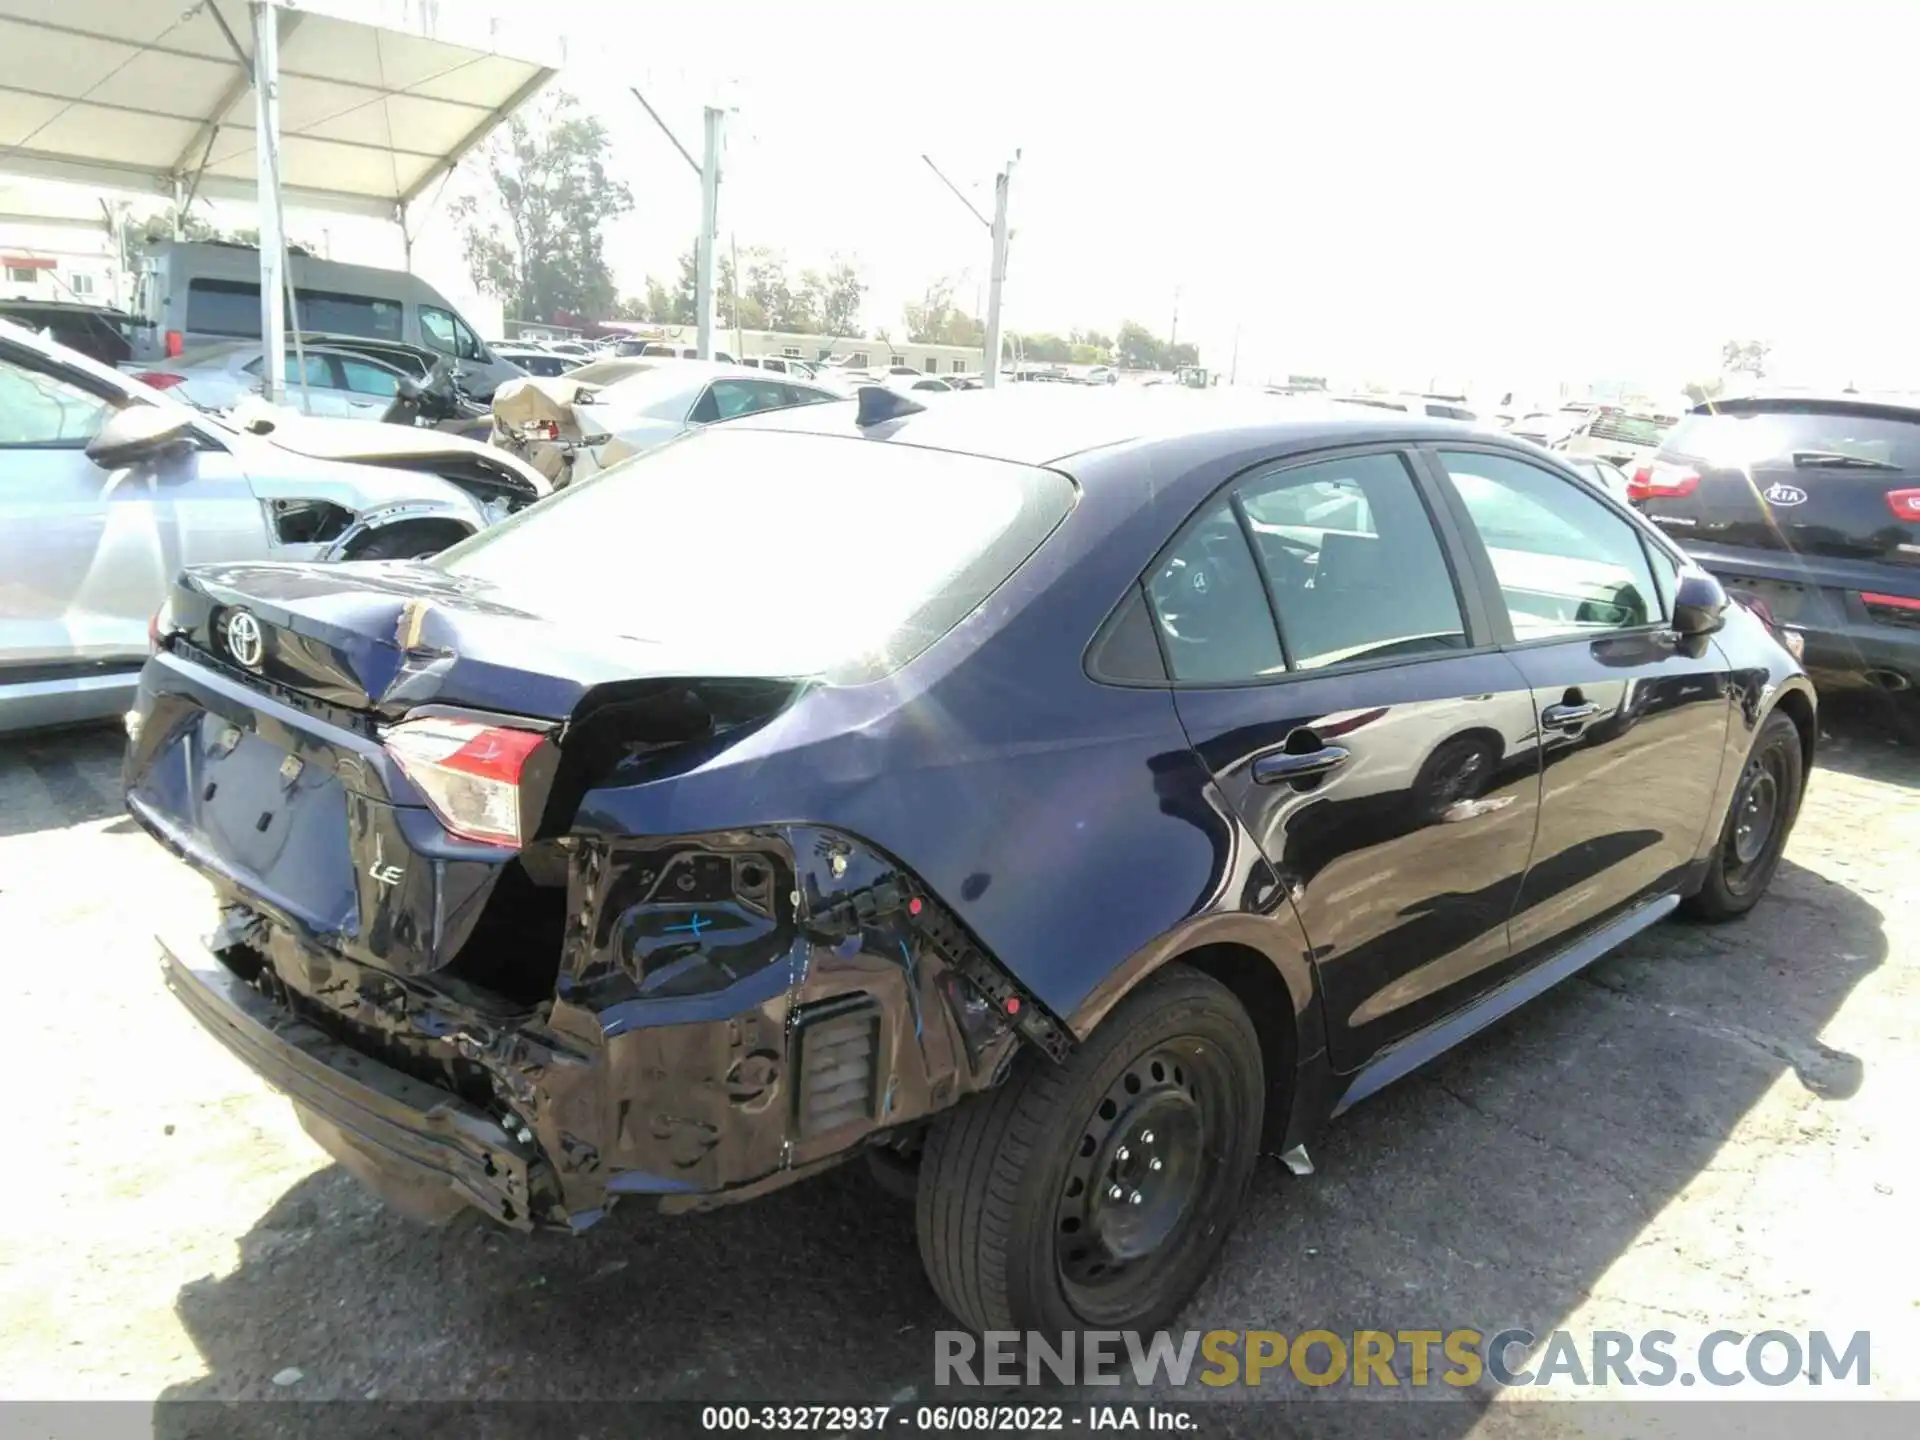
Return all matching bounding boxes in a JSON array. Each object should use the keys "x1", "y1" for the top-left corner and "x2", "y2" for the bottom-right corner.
[
  {"x1": 1683, "y1": 708, "x2": 1804, "y2": 921},
  {"x1": 915, "y1": 966, "x2": 1263, "y2": 1334}
]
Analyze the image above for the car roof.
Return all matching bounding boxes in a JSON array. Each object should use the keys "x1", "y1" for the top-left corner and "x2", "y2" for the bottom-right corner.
[
  {"x1": 1699, "y1": 389, "x2": 1920, "y2": 419},
  {"x1": 725, "y1": 385, "x2": 1500, "y2": 470}
]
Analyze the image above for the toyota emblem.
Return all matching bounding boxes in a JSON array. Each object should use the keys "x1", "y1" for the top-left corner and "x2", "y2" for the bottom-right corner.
[{"x1": 225, "y1": 610, "x2": 265, "y2": 669}]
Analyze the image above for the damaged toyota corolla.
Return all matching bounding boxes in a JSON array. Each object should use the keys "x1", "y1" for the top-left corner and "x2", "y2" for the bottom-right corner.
[{"x1": 125, "y1": 388, "x2": 1814, "y2": 1334}]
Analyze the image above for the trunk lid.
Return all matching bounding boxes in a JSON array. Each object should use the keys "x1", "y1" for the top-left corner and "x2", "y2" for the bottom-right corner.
[
  {"x1": 171, "y1": 560, "x2": 802, "y2": 723},
  {"x1": 1636, "y1": 400, "x2": 1920, "y2": 569},
  {"x1": 134, "y1": 560, "x2": 806, "y2": 984}
]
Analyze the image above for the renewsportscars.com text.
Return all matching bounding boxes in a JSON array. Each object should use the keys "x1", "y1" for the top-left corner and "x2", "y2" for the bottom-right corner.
[{"x1": 936, "y1": 1328, "x2": 1871, "y2": 1390}]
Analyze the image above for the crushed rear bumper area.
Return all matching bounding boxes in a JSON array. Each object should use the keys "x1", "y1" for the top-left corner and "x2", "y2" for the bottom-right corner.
[{"x1": 162, "y1": 934, "x2": 541, "y2": 1229}]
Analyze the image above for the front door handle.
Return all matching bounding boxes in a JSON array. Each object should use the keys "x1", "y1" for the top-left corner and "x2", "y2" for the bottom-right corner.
[
  {"x1": 1541, "y1": 701, "x2": 1601, "y2": 730},
  {"x1": 1252, "y1": 745, "x2": 1351, "y2": 785}
]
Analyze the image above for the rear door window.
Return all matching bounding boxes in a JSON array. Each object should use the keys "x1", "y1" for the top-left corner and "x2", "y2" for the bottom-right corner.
[
  {"x1": 1439, "y1": 450, "x2": 1662, "y2": 638},
  {"x1": 1145, "y1": 503, "x2": 1286, "y2": 682},
  {"x1": 338, "y1": 357, "x2": 400, "y2": 396},
  {"x1": 1239, "y1": 453, "x2": 1467, "y2": 670}
]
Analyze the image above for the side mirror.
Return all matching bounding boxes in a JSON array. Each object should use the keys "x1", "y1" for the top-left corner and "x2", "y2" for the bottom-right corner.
[
  {"x1": 85, "y1": 406, "x2": 197, "y2": 469},
  {"x1": 1672, "y1": 569, "x2": 1728, "y2": 638}
]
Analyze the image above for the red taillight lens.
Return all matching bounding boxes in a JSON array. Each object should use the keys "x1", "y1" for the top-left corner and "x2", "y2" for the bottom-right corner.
[
  {"x1": 1861, "y1": 590, "x2": 1920, "y2": 613},
  {"x1": 138, "y1": 372, "x2": 187, "y2": 391},
  {"x1": 147, "y1": 599, "x2": 172, "y2": 654},
  {"x1": 1627, "y1": 462, "x2": 1700, "y2": 502},
  {"x1": 383, "y1": 718, "x2": 546, "y2": 847},
  {"x1": 1886, "y1": 488, "x2": 1920, "y2": 522},
  {"x1": 164, "y1": 329, "x2": 183, "y2": 358}
]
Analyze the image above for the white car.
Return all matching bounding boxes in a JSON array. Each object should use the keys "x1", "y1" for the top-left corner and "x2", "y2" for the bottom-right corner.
[
  {"x1": 0, "y1": 319, "x2": 549, "y2": 733},
  {"x1": 490, "y1": 361, "x2": 848, "y2": 488}
]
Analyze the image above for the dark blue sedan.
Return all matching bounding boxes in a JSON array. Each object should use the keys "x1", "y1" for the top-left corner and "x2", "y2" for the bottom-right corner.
[{"x1": 125, "y1": 386, "x2": 1814, "y2": 1335}]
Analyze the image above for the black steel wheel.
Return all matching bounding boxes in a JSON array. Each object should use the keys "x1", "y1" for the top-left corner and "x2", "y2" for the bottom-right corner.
[
  {"x1": 916, "y1": 966, "x2": 1264, "y2": 1334},
  {"x1": 1684, "y1": 709, "x2": 1804, "y2": 921}
]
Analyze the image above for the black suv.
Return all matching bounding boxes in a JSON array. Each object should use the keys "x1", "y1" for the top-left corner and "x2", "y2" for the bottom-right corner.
[{"x1": 1632, "y1": 394, "x2": 1920, "y2": 704}]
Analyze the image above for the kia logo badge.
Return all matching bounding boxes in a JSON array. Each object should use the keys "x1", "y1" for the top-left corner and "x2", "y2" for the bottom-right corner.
[
  {"x1": 1764, "y1": 483, "x2": 1808, "y2": 507},
  {"x1": 225, "y1": 610, "x2": 265, "y2": 669}
]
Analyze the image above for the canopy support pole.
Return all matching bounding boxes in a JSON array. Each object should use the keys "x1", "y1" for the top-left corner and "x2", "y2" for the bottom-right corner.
[{"x1": 251, "y1": 0, "x2": 286, "y2": 403}]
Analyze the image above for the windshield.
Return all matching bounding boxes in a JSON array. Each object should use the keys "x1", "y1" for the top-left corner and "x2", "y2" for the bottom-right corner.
[
  {"x1": 430, "y1": 428, "x2": 1077, "y2": 681},
  {"x1": 1663, "y1": 408, "x2": 1920, "y2": 471}
]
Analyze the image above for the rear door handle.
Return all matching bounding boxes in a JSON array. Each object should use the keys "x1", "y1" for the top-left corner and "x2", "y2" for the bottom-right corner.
[
  {"x1": 1252, "y1": 745, "x2": 1351, "y2": 785},
  {"x1": 1541, "y1": 701, "x2": 1601, "y2": 730}
]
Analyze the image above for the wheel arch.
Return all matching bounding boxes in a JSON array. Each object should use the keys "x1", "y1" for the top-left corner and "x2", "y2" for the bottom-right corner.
[
  {"x1": 321, "y1": 502, "x2": 479, "y2": 560},
  {"x1": 1064, "y1": 917, "x2": 1326, "y2": 1151},
  {"x1": 1769, "y1": 681, "x2": 1817, "y2": 790}
]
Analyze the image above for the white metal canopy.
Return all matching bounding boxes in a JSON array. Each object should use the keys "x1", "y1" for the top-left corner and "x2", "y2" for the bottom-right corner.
[{"x1": 0, "y1": 0, "x2": 564, "y2": 220}]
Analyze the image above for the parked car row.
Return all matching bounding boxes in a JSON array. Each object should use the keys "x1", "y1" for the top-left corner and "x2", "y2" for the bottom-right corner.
[{"x1": 0, "y1": 319, "x2": 548, "y2": 734}]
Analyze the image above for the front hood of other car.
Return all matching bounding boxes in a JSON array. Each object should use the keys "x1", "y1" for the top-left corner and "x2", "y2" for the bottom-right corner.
[{"x1": 243, "y1": 414, "x2": 551, "y2": 500}]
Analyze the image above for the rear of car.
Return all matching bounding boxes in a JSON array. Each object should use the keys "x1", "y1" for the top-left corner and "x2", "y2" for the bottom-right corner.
[
  {"x1": 1631, "y1": 397, "x2": 1920, "y2": 691},
  {"x1": 125, "y1": 429, "x2": 1074, "y2": 1232}
]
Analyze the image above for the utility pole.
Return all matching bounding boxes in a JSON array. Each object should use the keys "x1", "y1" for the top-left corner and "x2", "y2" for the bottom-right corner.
[
  {"x1": 1170, "y1": 287, "x2": 1180, "y2": 350},
  {"x1": 250, "y1": 0, "x2": 285, "y2": 403},
  {"x1": 983, "y1": 154, "x2": 1015, "y2": 389},
  {"x1": 923, "y1": 150, "x2": 1018, "y2": 387},
  {"x1": 696, "y1": 106, "x2": 725, "y2": 360},
  {"x1": 632, "y1": 89, "x2": 723, "y2": 359},
  {"x1": 1230, "y1": 325, "x2": 1240, "y2": 386}
]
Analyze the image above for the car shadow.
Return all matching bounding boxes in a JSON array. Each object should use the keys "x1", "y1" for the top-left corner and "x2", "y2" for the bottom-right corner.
[
  {"x1": 1813, "y1": 692, "x2": 1920, "y2": 789},
  {"x1": 154, "y1": 871, "x2": 1884, "y2": 1426},
  {"x1": 0, "y1": 722, "x2": 126, "y2": 839}
]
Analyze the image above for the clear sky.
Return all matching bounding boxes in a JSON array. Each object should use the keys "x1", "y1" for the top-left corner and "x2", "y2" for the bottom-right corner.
[{"x1": 409, "y1": 0, "x2": 1919, "y2": 396}]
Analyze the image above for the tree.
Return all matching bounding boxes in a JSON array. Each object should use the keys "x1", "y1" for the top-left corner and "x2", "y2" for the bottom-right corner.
[
  {"x1": 1721, "y1": 339, "x2": 1770, "y2": 379},
  {"x1": 450, "y1": 92, "x2": 633, "y2": 324},
  {"x1": 1014, "y1": 332, "x2": 1074, "y2": 363},
  {"x1": 904, "y1": 276, "x2": 986, "y2": 346},
  {"x1": 816, "y1": 256, "x2": 866, "y2": 339},
  {"x1": 1071, "y1": 328, "x2": 1114, "y2": 354},
  {"x1": 1168, "y1": 341, "x2": 1199, "y2": 370},
  {"x1": 1116, "y1": 320, "x2": 1169, "y2": 371},
  {"x1": 1682, "y1": 377, "x2": 1725, "y2": 407}
]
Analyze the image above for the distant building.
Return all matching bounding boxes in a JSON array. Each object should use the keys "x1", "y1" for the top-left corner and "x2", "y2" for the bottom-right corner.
[
  {"x1": 0, "y1": 182, "x2": 126, "y2": 308},
  {"x1": 595, "y1": 322, "x2": 985, "y2": 375}
]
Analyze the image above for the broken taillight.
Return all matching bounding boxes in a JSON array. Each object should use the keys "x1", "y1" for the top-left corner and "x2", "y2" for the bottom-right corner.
[
  {"x1": 1886, "y1": 488, "x2": 1920, "y2": 522},
  {"x1": 137, "y1": 372, "x2": 188, "y2": 391},
  {"x1": 383, "y1": 718, "x2": 546, "y2": 847}
]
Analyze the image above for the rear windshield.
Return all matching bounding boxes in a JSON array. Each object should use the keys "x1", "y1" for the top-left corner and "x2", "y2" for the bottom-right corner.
[
  {"x1": 186, "y1": 280, "x2": 404, "y2": 342},
  {"x1": 1587, "y1": 414, "x2": 1666, "y2": 446},
  {"x1": 1664, "y1": 407, "x2": 1920, "y2": 471},
  {"x1": 431, "y1": 428, "x2": 1077, "y2": 681}
]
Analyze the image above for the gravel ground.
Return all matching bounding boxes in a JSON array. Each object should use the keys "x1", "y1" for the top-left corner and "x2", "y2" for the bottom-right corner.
[{"x1": 2, "y1": 699, "x2": 1915, "y2": 1435}]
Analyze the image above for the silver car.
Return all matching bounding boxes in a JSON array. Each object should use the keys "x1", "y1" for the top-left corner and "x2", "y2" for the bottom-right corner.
[
  {"x1": 0, "y1": 320, "x2": 549, "y2": 734},
  {"x1": 124, "y1": 341, "x2": 420, "y2": 420}
]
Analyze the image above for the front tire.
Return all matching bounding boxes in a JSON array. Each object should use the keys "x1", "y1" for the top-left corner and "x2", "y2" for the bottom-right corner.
[
  {"x1": 1683, "y1": 708, "x2": 1804, "y2": 921},
  {"x1": 915, "y1": 966, "x2": 1263, "y2": 1334}
]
